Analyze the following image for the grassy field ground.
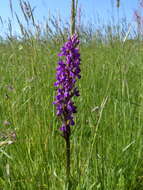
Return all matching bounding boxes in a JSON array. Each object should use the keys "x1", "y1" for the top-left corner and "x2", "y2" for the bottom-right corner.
[{"x1": 0, "y1": 36, "x2": 143, "y2": 190}]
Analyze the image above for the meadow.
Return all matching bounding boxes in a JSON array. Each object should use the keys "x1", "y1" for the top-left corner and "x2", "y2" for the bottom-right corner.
[{"x1": 0, "y1": 2, "x2": 143, "y2": 190}]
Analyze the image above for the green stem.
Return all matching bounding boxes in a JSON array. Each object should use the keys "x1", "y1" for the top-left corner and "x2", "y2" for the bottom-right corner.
[
  {"x1": 71, "y1": 0, "x2": 76, "y2": 35},
  {"x1": 66, "y1": 134, "x2": 70, "y2": 181}
]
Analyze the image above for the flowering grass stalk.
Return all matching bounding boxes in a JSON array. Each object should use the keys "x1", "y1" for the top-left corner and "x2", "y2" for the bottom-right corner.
[
  {"x1": 134, "y1": 0, "x2": 143, "y2": 37},
  {"x1": 54, "y1": 33, "x2": 81, "y2": 182}
]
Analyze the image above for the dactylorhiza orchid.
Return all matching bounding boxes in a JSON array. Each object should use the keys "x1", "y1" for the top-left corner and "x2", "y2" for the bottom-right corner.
[{"x1": 54, "y1": 33, "x2": 81, "y2": 139}]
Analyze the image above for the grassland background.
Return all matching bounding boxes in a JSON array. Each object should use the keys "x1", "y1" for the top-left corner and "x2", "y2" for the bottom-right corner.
[{"x1": 0, "y1": 1, "x2": 143, "y2": 190}]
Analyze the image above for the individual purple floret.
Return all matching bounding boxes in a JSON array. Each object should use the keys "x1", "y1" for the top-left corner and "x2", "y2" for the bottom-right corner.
[{"x1": 54, "y1": 33, "x2": 81, "y2": 138}]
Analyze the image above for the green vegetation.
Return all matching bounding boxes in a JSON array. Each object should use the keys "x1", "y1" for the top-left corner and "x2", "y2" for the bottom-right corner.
[
  {"x1": 0, "y1": 1, "x2": 143, "y2": 189},
  {"x1": 0, "y1": 37, "x2": 143, "y2": 190}
]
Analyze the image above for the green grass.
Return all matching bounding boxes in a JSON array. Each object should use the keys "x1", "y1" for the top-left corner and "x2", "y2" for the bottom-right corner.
[{"x1": 0, "y1": 38, "x2": 143, "y2": 190}]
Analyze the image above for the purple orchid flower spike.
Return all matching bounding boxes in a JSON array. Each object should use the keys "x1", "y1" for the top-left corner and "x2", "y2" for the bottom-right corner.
[{"x1": 54, "y1": 33, "x2": 81, "y2": 139}]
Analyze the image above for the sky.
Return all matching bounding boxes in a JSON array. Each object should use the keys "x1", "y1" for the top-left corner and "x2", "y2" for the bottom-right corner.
[{"x1": 0, "y1": 0, "x2": 140, "y2": 37}]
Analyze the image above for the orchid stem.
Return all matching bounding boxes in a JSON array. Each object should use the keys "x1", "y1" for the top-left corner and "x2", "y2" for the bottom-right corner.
[{"x1": 66, "y1": 134, "x2": 71, "y2": 182}]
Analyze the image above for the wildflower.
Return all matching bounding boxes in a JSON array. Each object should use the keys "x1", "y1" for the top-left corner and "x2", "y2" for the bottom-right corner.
[{"x1": 54, "y1": 33, "x2": 81, "y2": 138}]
